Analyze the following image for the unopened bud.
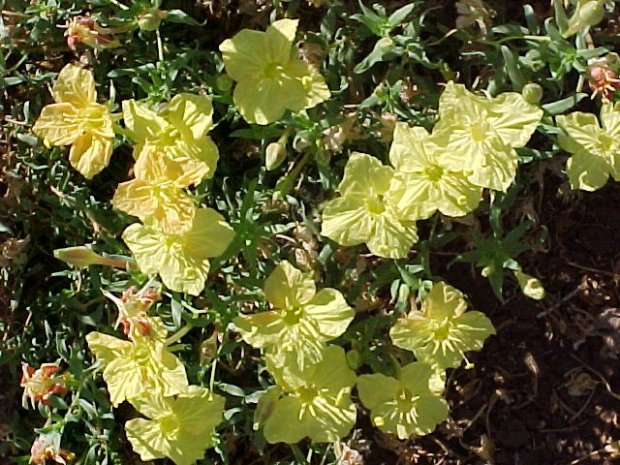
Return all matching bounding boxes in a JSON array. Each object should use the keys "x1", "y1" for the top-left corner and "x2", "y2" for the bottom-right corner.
[
  {"x1": 514, "y1": 269, "x2": 545, "y2": 300},
  {"x1": 521, "y1": 83, "x2": 543, "y2": 105},
  {"x1": 54, "y1": 246, "x2": 126, "y2": 269},
  {"x1": 292, "y1": 136, "x2": 310, "y2": 152},
  {"x1": 265, "y1": 141, "x2": 287, "y2": 171},
  {"x1": 563, "y1": 0, "x2": 607, "y2": 38},
  {"x1": 345, "y1": 349, "x2": 361, "y2": 370},
  {"x1": 137, "y1": 8, "x2": 167, "y2": 31},
  {"x1": 216, "y1": 74, "x2": 233, "y2": 92}
]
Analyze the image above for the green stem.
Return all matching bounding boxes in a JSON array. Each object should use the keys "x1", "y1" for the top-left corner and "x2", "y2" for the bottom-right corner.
[
  {"x1": 156, "y1": 29, "x2": 164, "y2": 62},
  {"x1": 166, "y1": 325, "x2": 192, "y2": 346},
  {"x1": 275, "y1": 151, "x2": 313, "y2": 197}
]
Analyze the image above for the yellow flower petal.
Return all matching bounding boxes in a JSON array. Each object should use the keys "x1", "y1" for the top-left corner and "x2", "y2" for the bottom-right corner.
[
  {"x1": 69, "y1": 132, "x2": 113, "y2": 179},
  {"x1": 52, "y1": 64, "x2": 96, "y2": 106}
]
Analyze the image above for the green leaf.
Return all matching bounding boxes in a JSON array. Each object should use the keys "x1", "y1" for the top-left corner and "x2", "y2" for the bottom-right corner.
[
  {"x1": 354, "y1": 37, "x2": 401, "y2": 74},
  {"x1": 165, "y1": 9, "x2": 203, "y2": 26}
]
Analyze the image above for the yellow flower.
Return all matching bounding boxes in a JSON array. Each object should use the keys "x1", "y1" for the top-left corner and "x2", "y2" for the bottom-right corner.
[
  {"x1": 122, "y1": 208, "x2": 235, "y2": 295},
  {"x1": 219, "y1": 19, "x2": 330, "y2": 125},
  {"x1": 112, "y1": 150, "x2": 197, "y2": 234},
  {"x1": 122, "y1": 94, "x2": 219, "y2": 186},
  {"x1": 32, "y1": 64, "x2": 115, "y2": 179}
]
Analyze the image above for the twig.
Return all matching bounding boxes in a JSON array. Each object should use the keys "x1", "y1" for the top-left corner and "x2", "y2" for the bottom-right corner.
[
  {"x1": 569, "y1": 388, "x2": 596, "y2": 423},
  {"x1": 569, "y1": 353, "x2": 620, "y2": 401},
  {"x1": 537, "y1": 282, "x2": 585, "y2": 318}
]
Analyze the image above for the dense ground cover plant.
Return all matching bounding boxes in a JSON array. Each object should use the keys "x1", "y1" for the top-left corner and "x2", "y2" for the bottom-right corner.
[{"x1": 2, "y1": 1, "x2": 620, "y2": 464}]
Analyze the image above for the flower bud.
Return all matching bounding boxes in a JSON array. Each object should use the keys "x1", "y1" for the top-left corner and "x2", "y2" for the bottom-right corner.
[
  {"x1": 514, "y1": 269, "x2": 545, "y2": 300},
  {"x1": 563, "y1": 0, "x2": 607, "y2": 38},
  {"x1": 54, "y1": 246, "x2": 106, "y2": 268},
  {"x1": 345, "y1": 349, "x2": 361, "y2": 370},
  {"x1": 521, "y1": 83, "x2": 543, "y2": 105},
  {"x1": 265, "y1": 141, "x2": 287, "y2": 171},
  {"x1": 216, "y1": 74, "x2": 233, "y2": 92},
  {"x1": 137, "y1": 8, "x2": 167, "y2": 31},
  {"x1": 54, "y1": 246, "x2": 126, "y2": 269}
]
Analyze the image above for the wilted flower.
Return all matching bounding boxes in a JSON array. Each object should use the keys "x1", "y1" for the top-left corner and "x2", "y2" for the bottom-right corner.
[
  {"x1": 30, "y1": 434, "x2": 75, "y2": 465},
  {"x1": 21, "y1": 363, "x2": 67, "y2": 409},
  {"x1": 32, "y1": 64, "x2": 115, "y2": 179},
  {"x1": 103, "y1": 283, "x2": 161, "y2": 336},
  {"x1": 336, "y1": 443, "x2": 364, "y2": 465},
  {"x1": 321, "y1": 114, "x2": 357, "y2": 152},
  {"x1": 65, "y1": 16, "x2": 118, "y2": 51},
  {"x1": 587, "y1": 55, "x2": 620, "y2": 101}
]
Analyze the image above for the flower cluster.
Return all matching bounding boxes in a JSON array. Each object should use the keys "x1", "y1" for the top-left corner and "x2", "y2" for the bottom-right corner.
[
  {"x1": 33, "y1": 11, "x2": 614, "y2": 461},
  {"x1": 322, "y1": 82, "x2": 542, "y2": 258},
  {"x1": 235, "y1": 262, "x2": 357, "y2": 443},
  {"x1": 234, "y1": 263, "x2": 494, "y2": 442},
  {"x1": 33, "y1": 66, "x2": 235, "y2": 296},
  {"x1": 87, "y1": 313, "x2": 224, "y2": 464}
]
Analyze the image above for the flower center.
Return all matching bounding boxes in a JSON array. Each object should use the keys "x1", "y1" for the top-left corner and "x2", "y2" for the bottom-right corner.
[
  {"x1": 432, "y1": 318, "x2": 452, "y2": 341},
  {"x1": 263, "y1": 62, "x2": 286, "y2": 79},
  {"x1": 282, "y1": 306, "x2": 303, "y2": 325},
  {"x1": 597, "y1": 133, "x2": 615, "y2": 153},
  {"x1": 159, "y1": 414, "x2": 180, "y2": 436},
  {"x1": 424, "y1": 163, "x2": 444, "y2": 182},
  {"x1": 365, "y1": 195, "x2": 385, "y2": 215},
  {"x1": 470, "y1": 120, "x2": 491, "y2": 142},
  {"x1": 297, "y1": 386, "x2": 318, "y2": 403},
  {"x1": 78, "y1": 104, "x2": 108, "y2": 130}
]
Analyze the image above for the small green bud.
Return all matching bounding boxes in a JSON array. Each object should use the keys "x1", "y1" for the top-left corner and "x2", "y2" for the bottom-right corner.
[
  {"x1": 522, "y1": 83, "x2": 543, "y2": 105},
  {"x1": 345, "y1": 349, "x2": 361, "y2": 370},
  {"x1": 215, "y1": 74, "x2": 233, "y2": 92},
  {"x1": 481, "y1": 265, "x2": 493, "y2": 278},
  {"x1": 137, "y1": 8, "x2": 167, "y2": 31},
  {"x1": 563, "y1": 0, "x2": 607, "y2": 38},
  {"x1": 514, "y1": 269, "x2": 545, "y2": 300}
]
